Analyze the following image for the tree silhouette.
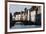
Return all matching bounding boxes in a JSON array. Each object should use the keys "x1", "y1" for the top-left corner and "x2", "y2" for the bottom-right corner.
[{"x1": 24, "y1": 8, "x2": 28, "y2": 12}]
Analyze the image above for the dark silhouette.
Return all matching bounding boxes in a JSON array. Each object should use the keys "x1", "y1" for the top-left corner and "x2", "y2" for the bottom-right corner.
[
  {"x1": 10, "y1": 13, "x2": 15, "y2": 28},
  {"x1": 24, "y1": 8, "x2": 28, "y2": 13},
  {"x1": 35, "y1": 14, "x2": 41, "y2": 25}
]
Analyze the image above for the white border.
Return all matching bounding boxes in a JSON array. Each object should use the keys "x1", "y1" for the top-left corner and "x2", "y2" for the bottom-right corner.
[{"x1": 7, "y1": 2, "x2": 43, "y2": 32}]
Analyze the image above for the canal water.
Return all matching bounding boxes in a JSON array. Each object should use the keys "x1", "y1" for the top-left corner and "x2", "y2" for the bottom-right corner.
[{"x1": 11, "y1": 22, "x2": 41, "y2": 29}]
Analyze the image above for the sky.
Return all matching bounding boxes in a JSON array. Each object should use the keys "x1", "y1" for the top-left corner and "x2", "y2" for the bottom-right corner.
[{"x1": 9, "y1": 4, "x2": 32, "y2": 15}]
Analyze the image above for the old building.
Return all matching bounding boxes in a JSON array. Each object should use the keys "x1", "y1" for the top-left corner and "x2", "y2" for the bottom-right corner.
[{"x1": 12, "y1": 6, "x2": 41, "y2": 25}]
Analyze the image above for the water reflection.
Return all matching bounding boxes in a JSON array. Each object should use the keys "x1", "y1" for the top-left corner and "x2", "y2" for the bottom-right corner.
[{"x1": 11, "y1": 22, "x2": 41, "y2": 29}]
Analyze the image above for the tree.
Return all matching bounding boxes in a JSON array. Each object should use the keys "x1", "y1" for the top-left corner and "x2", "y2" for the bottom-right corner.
[
  {"x1": 24, "y1": 8, "x2": 28, "y2": 12},
  {"x1": 10, "y1": 13, "x2": 12, "y2": 21}
]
